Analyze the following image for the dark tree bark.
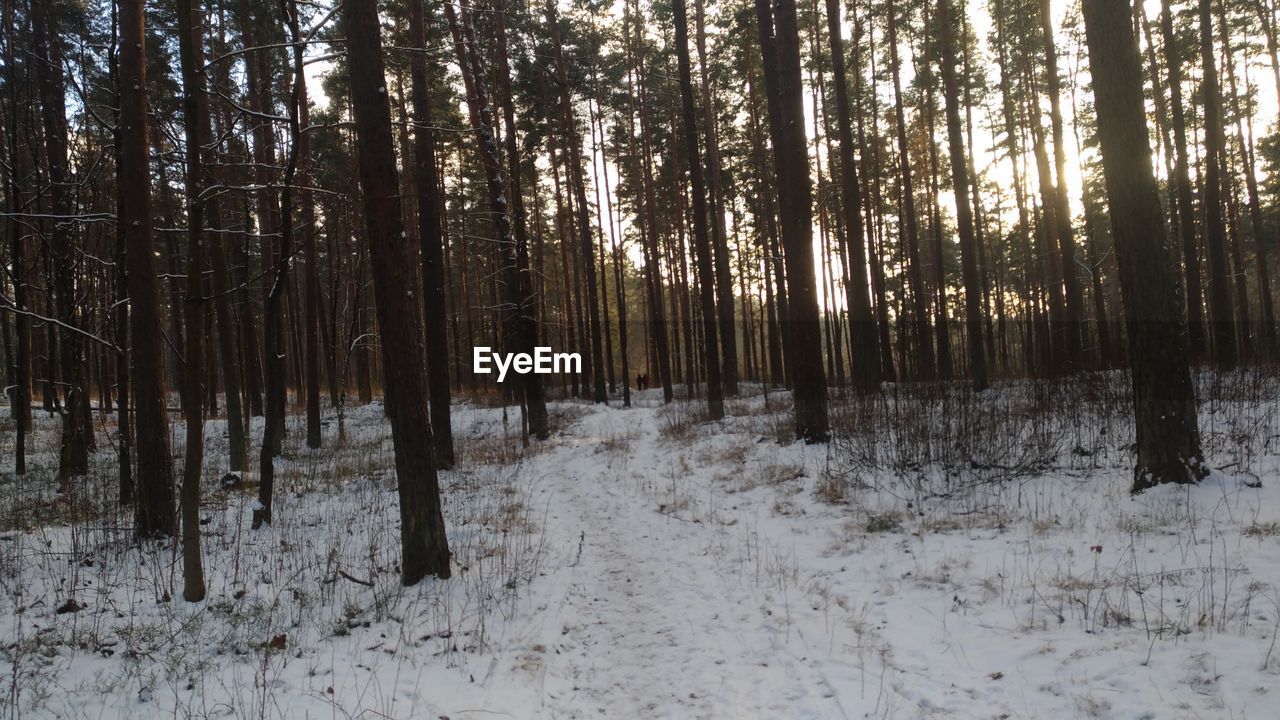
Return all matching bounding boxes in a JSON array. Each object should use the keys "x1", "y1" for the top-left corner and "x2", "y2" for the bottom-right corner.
[
  {"x1": 32, "y1": 1, "x2": 89, "y2": 484},
  {"x1": 1218, "y1": 0, "x2": 1277, "y2": 356},
  {"x1": 1224, "y1": 151, "x2": 1253, "y2": 358},
  {"x1": 824, "y1": 0, "x2": 879, "y2": 390},
  {"x1": 590, "y1": 94, "x2": 631, "y2": 407},
  {"x1": 1162, "y1": 0, "x2": 1207, "y2": 359},
  {"x1": 199, "y1": 10, "x2": 248, "y2": 474},
  {"x1": 1081, "y1": 0, "x2": 1206, "y2": 492},
  {"x1": 105, "y1": 0, "x2": 131, "y2": 498},
  {"x1": 962, "y1": 39, "x2": 998, "y2": 372},
  {"x1": 121, "y1": 0, "x2": 176, "y2": 538},
  {"x1": 409, "y1": 0, "x2": 460, "y2": 460},
  {"x1": 767, "y1": 0, "x2": 828, "y2": 440},
  {"x1": 923, "y1": 5, "x2": 954, "y2": 379},
  {"x1": 629, "y1": 0, "x2": 673, "y2": 403},
  {"x1": 236, "y1": 215, "x2": 265, "y2": 417},
  {"x1": 176, "y1": 0, "x2": 208, "y2": 602},
  {"x1": 852, "y1": 10, "x2": 896, "y2": 383},
  {"x1": 673, "y1": 0, "x2": 724, "y2": 419},
  {"x1": 447, "y1": 0, "x2": 549, "y2": 437},
  {"x1": 936, "y1": 0, "x2": 988, "y2": 391},
  {"x1": 301, "y1": 89, "x2": 322, "y2": 450},
  {"x1": 588, "y1": 129, "x2": 617, "y2": 396},
  {"x1": 545, "y1": 0, "x2": 607, "y2": 403},
  {"x1": 344, "y1": 0, "x2": 450, "y2": 584},
  {"x1": 6, "y1": 222, "x2": 29, "y2": 479},
  {"x1": 209, "y1": 238, "x2": 247, "y2": 470},
  {"x1": 3, "y1": 0, "x2": 29, "y2": 475},
  {"x1": 235, "y1": 0, "x2": 271, "y2": 419},
  {"x1": 1198, "y1": 0, "x2": 1238, "y2": 369},
  {"x1": 886, "y1": 0, "x2": 934, "y2": 380},
  {"x1": 1028, "y1": 98, "x2": 1070, "y2": 375},
  {"x1": 493, "y1": 0, "x2": 549, "y2": 436},
  {"x1": 994, "y1": 1, "x2": 1043, "y2": 376},
  {"x1": 694, "y1": 0, "x2": 738, "y2": 396},
  {"x1": 254, "y1": 0, "x2": 303, "y2": 528},
  {"x1": 754, "y1": 0, "x2": 793, "y2": 387},
  {"x1": 1039, "y1": 0, "x2": 1085, "y2": 368}
]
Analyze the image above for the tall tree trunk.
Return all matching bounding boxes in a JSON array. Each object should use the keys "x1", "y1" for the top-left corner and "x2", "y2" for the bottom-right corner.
[
  {"x1": 961, "y1": 35, "x2": 997, "y2": 371},
  {"x1": 33, "y1": 1, "x2": 89, "y2": 484},
  {"x1": 628, "y1": 0, "x2": 673, "y2": 402},
  {"x1": 1139, "y1": 0, "x2": 1182, "y2": 269},
  {"x1": 253, "y1": 0, "x2": 301, "y2": 528},
  {"x1": 767, "y1": 0, "x2": 828, "y2": 440},
  {"x1": 1081, "y1": 0, "x2": 1205, "y2": 492},
  {"x1": 448, "y1": 0, "x2": 549, "y2": 439},
  {"x1": 673, "y1": 0, "x2": 724, "y2": 419},
  {"x1": 121, "y1": 0, "x2": 176, "y2": 538},
  {"x1": 210, "y1": 237, "x2": 246, "y2": 470},
  {"x1": 236, "y1": 0, "x2": 274, "y2": 418},
  {"x1": 590, "y1": 94, "x2": 631, "y2": 407},
  {"x1": 1164, "y1": 0, "x2": 1205, "y2": 360},
  {"x1": 694, "y1": 0, "x2": 739, "y2": 395},
  {"x1": 923, "y1": 6, "x2": 954, "y2": 380},
  {"x1": 300, "y1": 83, "x2": 322, "y2": 450},
  {"x1": 4, "y1": 0, "x2": 29, "y2": 475},
  {"x1": 323, "y1": 205, "x2": 343, "y2": 408},
  {"x1": 1224, "y1": 155, "x2": 1254, "y2": 357},
  {"x1": 410, "y1": 0, "x2": 461, "y2": 459},
  {"x1": 1039, "y1": 0, "x2": 1085, "y2": 369},
  {"x1": 994, "y1": 2, "x2": 1040, "y2": 375},
  {"x1": 754, "y1": 0, "x2": 792, "y2": 387},
  {"x1": 886, "y1": 0, "x2": 934, "y2": 380},
  {"x1": 1255, "y1": 0, "x2": 1280, "y2": 102},
  {"x1": 936, "y1": 0, "x2": 988, "y2": 391},
  {"x1": 237, "y1": 210, "x2": 265, "y2": 416},
  {"x1": 105, "y1": 0, "x2": 131, "y2": 497},
  {"x1": 588, "y1": 97, "x2": 617, "y2": 395},
  {"x1": 343, "y1": 0, "x2": 450, "y2": 584},
  {"x1": 544, "y1": 104, "x2": 580, "y2": 397},
  {"x1": 670, "y1": 130, "x2": 698, "y2": 393},
  {"x1": 545, "y1": 0, "x2": 607, "y2": 403},
  {"x1": 1026, "y1": 86, "x2": 1069, "y2": 375},
  {"x1": 176, "y1": 0, "x2": 208, "y2": 602},
  {"x1": 824, "y1": 0, "x2": 879, "y2": 390},
  {"x1": 1198, "y1": 0, "x2": 1238, "y2": 368},
  {"x1": 854, "y1": 12, "x2": 897, "y2": 382},
  {"x1": 1219, "y1": 0, "x2": 1277, "y2": 355},
  {"x1": 492, "y1": 0, "x2": 548, "y2": 435}
]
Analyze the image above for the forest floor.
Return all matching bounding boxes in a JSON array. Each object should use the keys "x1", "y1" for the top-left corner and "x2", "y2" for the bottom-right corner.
[{"x1": 2, "y1": 374, "x2": 1280, "y2": 718}]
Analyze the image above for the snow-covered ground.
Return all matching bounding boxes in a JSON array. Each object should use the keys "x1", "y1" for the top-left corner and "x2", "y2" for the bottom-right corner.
[{"x1": 2, "y1": 372, "x2": 1280, "y2": 718}]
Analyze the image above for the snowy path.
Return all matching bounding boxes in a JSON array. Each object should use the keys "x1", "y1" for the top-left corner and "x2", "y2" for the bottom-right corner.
[
  {"x1": 11, "y1": 389, "x2": 1277, "y2": 719},
  {"x1": 493, "y1": 402, "x2": 860, "y2": 719},
  {"x1": 10, "y1": 385, "x2": 1279, "y2": 719}
]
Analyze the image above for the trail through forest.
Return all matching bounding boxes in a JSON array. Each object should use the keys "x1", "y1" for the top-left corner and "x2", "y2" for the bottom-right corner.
[
  {"x1": 516, "y1": 397, "x2": 853, "y2": 718},
  {"x1": 460, "y1": 387, "x2": 1280, "y2": 720},
  {"x1": 7, "y1": 0, "x2": 1280, "y2": 715},
  {"x1": 4, "y1": 383, "x2": 1279, "y2": 718}
]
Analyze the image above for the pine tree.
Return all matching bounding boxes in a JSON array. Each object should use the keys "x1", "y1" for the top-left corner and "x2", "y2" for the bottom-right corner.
[
  {"x1": 1199, "y1": 0, "x2": 1239, "y2": 368},
  {"x1": 673, "y1": 0, "x2": 725, "y2": 419},
  {"x1": 769, "y1": 0, "x2": 829, "y2": 440},
  {"x1": 343, "y1": 0, "x2": 450, "y2": 584},
  {"x1": 409, "y1": 0, "x2": 461, "y2": 460},
  {"x1": 1081, "y1": 0, "x2": 1206, "y2": 491},
  {"x1": 937, "y1": 0, "x2": 989, "y2": 391},
  {"x1": 824, "y1": 0, "x2": 879, "y2": 390},
  {"x1": 121, "y1": 0, "x2": 176, "y2": 538}
]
